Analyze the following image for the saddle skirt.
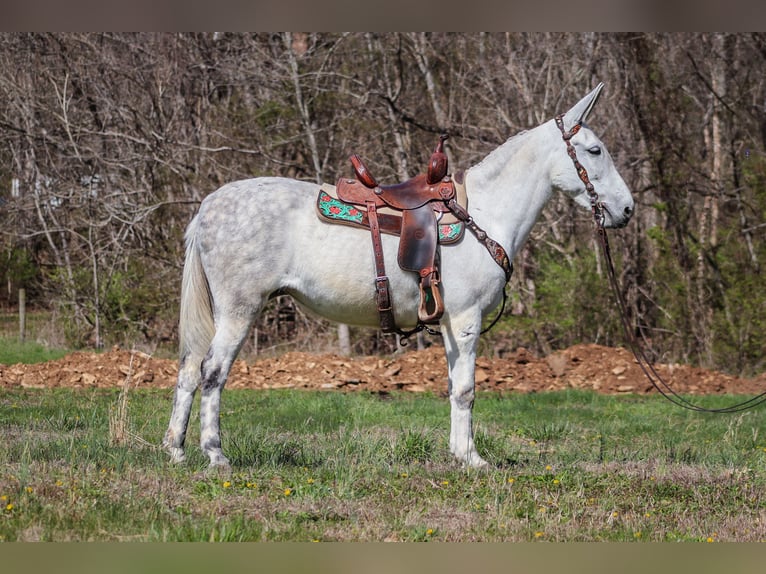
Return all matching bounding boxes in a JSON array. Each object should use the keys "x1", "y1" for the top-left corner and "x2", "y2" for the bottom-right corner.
[{"x1": 316, "y1": 173, "x2": 468, "y2": 245}]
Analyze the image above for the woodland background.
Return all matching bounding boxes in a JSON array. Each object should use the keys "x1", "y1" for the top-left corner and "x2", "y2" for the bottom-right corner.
[{"x1": 0, "y1": 32, "x2": 765, "y2": 375}]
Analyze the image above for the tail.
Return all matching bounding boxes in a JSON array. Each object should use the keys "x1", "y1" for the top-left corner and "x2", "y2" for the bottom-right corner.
[{"x1": 178, "y1": 216, "x2": 216, "y2": 362}]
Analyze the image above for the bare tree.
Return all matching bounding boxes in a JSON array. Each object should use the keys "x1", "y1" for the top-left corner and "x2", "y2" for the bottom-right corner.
[{"x1": 1, "y1": 32, "x2": 765, "y2": 374}]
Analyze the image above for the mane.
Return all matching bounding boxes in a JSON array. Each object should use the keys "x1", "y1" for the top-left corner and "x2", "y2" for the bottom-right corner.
[{"x1": 468, "y1": 129, "x2": 532, "y2": 177}]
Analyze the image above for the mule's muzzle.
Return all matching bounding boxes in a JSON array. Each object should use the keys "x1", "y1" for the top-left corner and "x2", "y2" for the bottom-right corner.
[{"x1": 602, "y1": 201, "x2": 634, "y2": 229}]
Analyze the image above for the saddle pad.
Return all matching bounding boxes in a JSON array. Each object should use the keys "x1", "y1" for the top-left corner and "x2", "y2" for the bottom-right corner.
[{"x1": 316, "y1": 178, "x2": 467, "y2": 245}]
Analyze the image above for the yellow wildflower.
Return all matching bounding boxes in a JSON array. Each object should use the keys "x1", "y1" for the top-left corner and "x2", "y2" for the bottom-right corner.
[
  {"x1": 284, "y1": 488, "x2": 292, "y2": 496},
  {"x1": 222, "y1": 481, "x2": 232, "y2": 489}
]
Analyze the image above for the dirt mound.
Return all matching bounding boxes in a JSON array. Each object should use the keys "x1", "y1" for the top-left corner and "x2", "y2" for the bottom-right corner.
[{"x1": 1, "y1": 344, "x2": 764, "y2": 396}]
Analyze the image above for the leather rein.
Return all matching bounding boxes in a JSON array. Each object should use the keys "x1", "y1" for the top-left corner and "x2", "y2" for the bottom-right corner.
[{"x1": 556, "y1": 114, "x2": 766, "y2": 413}]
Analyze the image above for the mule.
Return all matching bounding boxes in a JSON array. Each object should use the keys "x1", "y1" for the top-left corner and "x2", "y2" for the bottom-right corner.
[{"x1": 163, "y1": 83, "x2": 634, "y2": 469}]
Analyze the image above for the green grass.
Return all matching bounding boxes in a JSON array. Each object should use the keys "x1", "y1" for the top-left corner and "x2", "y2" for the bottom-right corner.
[
  {"x1": 1, "y1": 387, "x2": 766, "y2": 541},
  {"x1": 0, "y1": 337, "x2": 70, "y2": 365}
]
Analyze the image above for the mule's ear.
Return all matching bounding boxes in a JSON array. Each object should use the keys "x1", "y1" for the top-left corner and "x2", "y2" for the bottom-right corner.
[{"x1": 562, "y1": 82, "x2": 604, "y2": 130}]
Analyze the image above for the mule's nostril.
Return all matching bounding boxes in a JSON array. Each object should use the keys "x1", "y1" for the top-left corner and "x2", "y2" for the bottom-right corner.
[{"x1": 624, "y1": 205, "x2": 633, "y2": 216}]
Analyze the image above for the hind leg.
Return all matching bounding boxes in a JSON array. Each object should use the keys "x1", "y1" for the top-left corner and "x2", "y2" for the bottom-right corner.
[
  {"x1": 198, "y1": 315, "x2": 253, "y2": 469},
  {"x1": 163, "y1": 354, "x2": 204, "y2": 463}
]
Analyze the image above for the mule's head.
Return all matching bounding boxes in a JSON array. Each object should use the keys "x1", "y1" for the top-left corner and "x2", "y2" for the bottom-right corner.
[{"x1": 551, "y1": 83, "x2": 634, "y2": 229}]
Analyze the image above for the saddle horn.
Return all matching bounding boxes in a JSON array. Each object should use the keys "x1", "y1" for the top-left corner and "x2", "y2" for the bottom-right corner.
[{"x1": 427, "y1": 134, "x2": 449, "y2": 185}]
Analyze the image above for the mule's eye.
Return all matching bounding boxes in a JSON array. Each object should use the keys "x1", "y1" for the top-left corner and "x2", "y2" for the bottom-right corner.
[{"x1": 588, "y1": 145, "x2": 602, "y2": 156}]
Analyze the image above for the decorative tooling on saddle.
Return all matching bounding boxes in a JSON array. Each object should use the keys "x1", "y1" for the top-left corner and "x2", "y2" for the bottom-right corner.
[
  {"x1": 316, "y1": 186, "x2": 465, "y2": 243},
  {"x1": 316, "y1": 192, "x2": 364, "y2": 224}
]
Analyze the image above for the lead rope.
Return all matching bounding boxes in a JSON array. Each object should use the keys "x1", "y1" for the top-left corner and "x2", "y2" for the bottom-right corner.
[
  {"x1": 555, "y1": 114, "x2": 766, "y2": 413},
  {"x1": 600, "y1": 225, "x2": 766, "y2": 413}
]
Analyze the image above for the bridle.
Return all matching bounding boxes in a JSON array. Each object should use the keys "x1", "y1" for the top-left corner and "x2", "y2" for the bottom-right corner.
[
  {"x1": 555, "y1": 114, "x2": 766, "y2": 413},
  {"x1": 554, "y1": 115, "x2": 606, "y2": 227}
]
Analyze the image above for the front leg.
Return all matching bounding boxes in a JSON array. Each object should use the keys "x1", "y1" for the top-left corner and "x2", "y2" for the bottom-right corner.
[{"x1": 441, "y1": 310, "x2": 488, "y2": 468}]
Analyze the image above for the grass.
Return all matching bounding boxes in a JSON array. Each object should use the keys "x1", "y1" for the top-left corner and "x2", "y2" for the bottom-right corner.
[
  {"x1": 0, "y1": 336, "x2": 70, "y2": 365},
  {"x1": 1, "y1": 387, "x2": 766, "y2": 541}
]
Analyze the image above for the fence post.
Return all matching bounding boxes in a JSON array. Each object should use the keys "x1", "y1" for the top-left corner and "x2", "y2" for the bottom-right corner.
[{"x1": 19, "y1": 288, "x2": 26, "y2": 343}]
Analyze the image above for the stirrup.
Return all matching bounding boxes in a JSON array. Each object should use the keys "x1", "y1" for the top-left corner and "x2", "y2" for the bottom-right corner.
[{"x1": 417, "y1": 269, "x2": 444, "y2": 324}]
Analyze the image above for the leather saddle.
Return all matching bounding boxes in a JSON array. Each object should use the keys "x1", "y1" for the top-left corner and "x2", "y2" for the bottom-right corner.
[{"x1": 326, "y1": 135, "x2": 458, "y2": 334}]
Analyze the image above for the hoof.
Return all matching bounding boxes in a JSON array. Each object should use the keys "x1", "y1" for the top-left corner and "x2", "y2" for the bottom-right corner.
[
  {"x1": 165, "y1": 445, "x2": 186, "y2": 464},
  {"x1": 206, "y1": 451, "x2": 232, "y2": 474},
  {"x1": 453, "y1": 450, "x2": 489, "y2": 469},
  {"x1": 466, "y1": 456, "x2": 490, "y2": 470}
]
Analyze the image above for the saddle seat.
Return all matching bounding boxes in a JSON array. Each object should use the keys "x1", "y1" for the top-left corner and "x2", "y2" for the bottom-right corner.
[
  {"x1": 328, "y1": 135, "x2": 457, "y2": 333},
  {"x1": 339, "y1": 161, "x2": 456, "y2": 211}
]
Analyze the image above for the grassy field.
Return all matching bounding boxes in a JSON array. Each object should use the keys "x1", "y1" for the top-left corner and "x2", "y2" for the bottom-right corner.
[
  {"x1": 1, "y1": 384, "x2": 766, "y2": 542},
  {"x1": 0, "y1": 337, "x2": 70, "y2": 365}
]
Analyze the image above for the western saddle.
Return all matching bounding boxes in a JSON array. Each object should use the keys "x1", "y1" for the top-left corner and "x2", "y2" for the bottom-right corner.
[{"x1": 317, "y1": 135, "x2": 512, "y2": 336}]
